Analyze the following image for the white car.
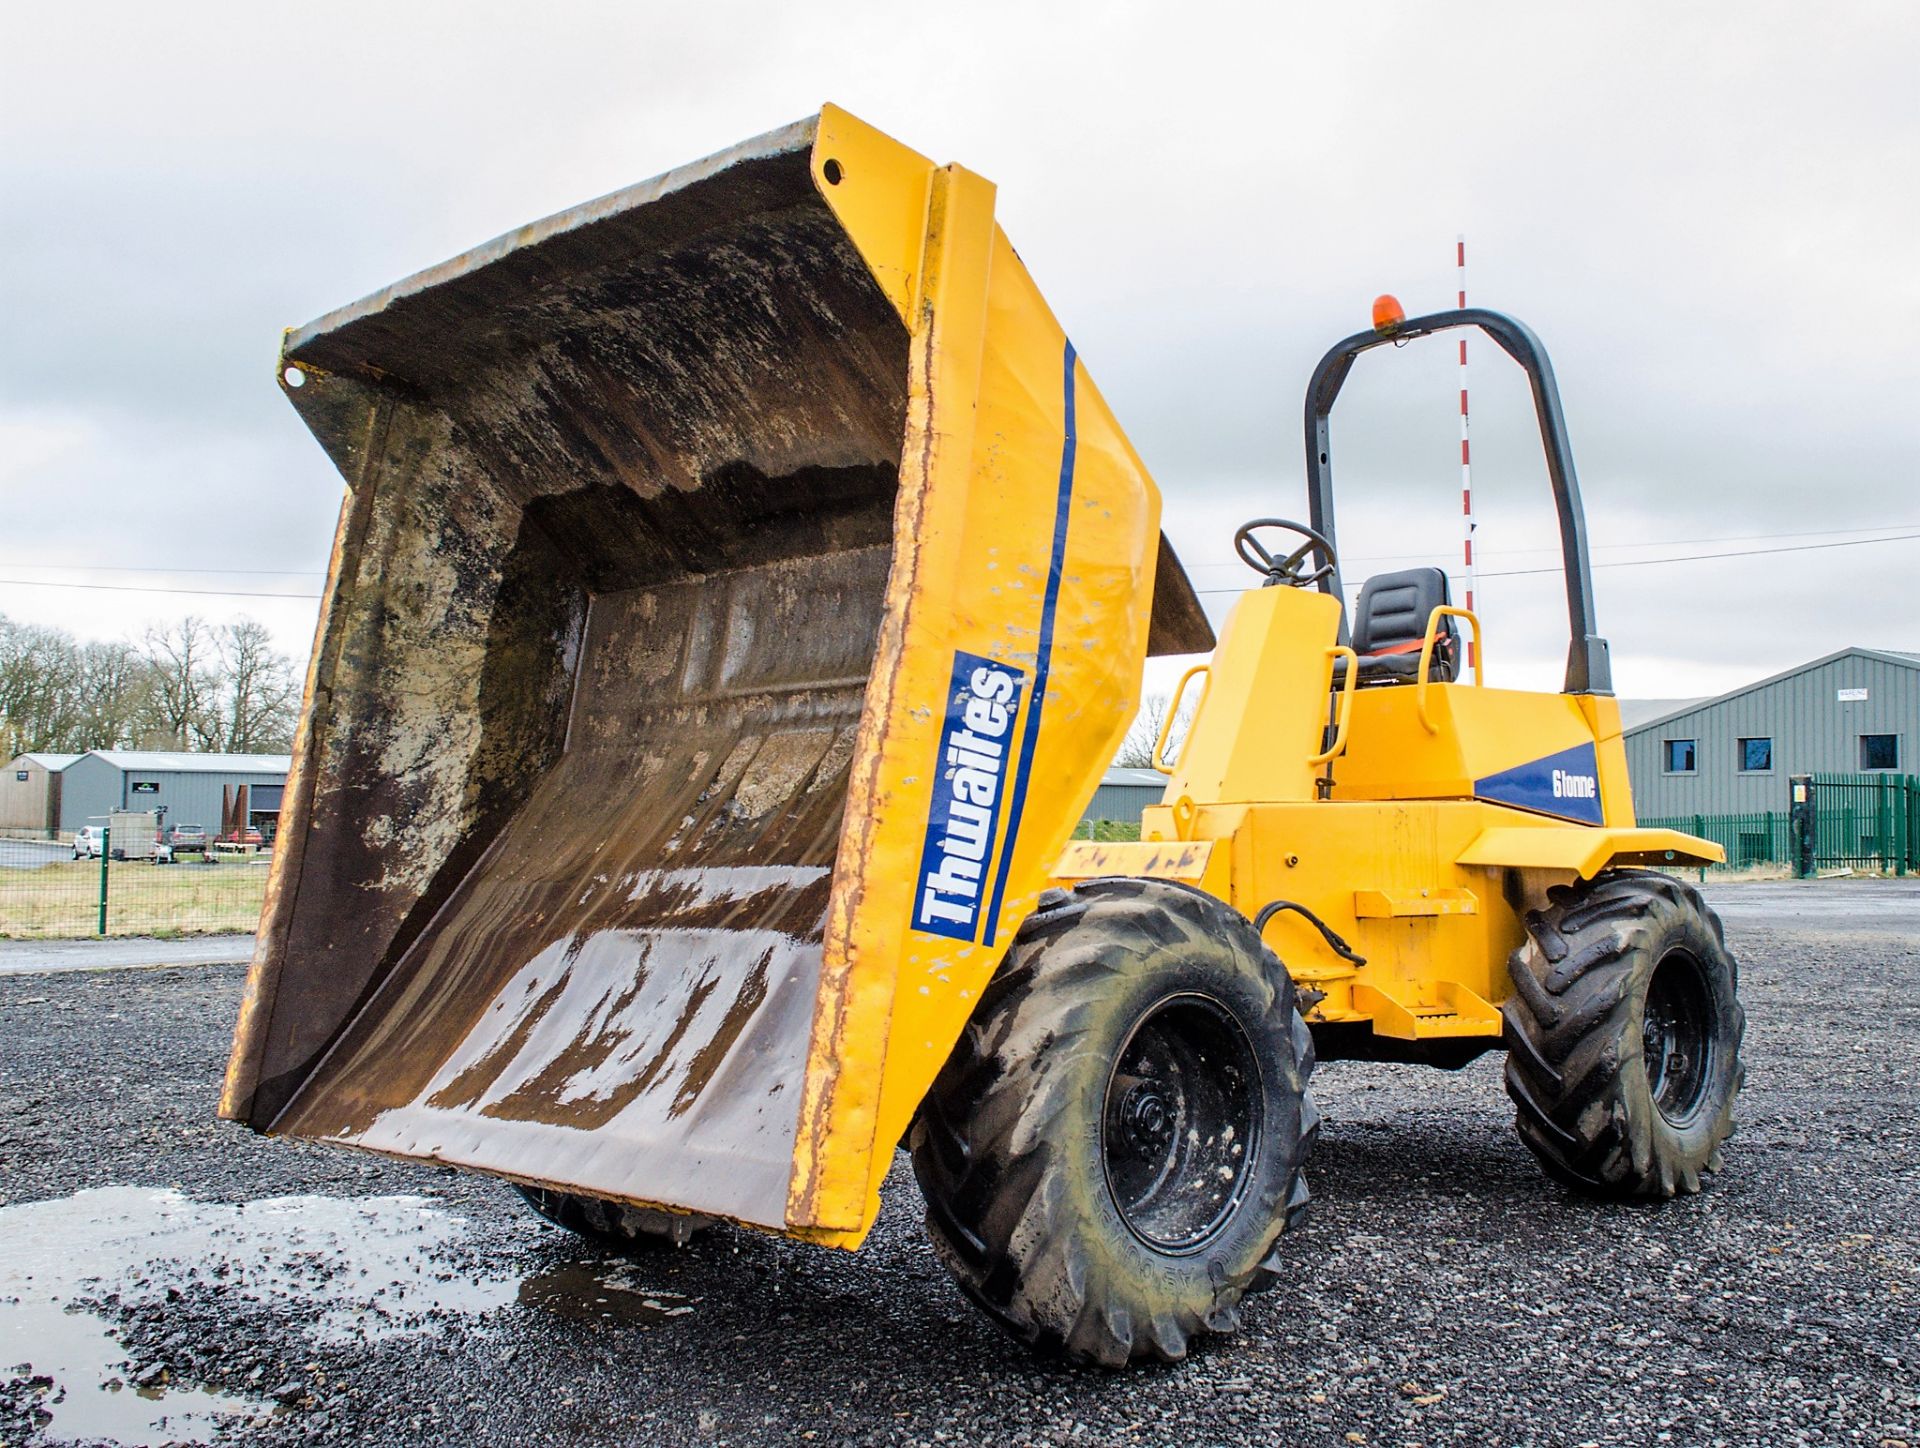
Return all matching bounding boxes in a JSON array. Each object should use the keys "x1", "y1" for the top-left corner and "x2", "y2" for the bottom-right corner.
[{"x1": 72, "y1": 826, "x2": 106, "y2": 860}]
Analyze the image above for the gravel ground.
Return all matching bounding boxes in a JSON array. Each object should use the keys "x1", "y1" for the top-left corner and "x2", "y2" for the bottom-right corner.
[{"x1": 1, "y1": 878, "x2": 1916, "y2": 1447}]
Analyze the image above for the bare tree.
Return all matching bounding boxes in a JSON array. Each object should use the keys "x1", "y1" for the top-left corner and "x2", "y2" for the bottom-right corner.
[
  {"x1": 73, "y1": 640, "x2": 155, "y2": 749},
  {"x1": 213, "y1": 619, "x2": 299, "y2": 752},
  {"x1": 140, "y1": 616, "x2": 220, "y2": 749},
  {"x1": 0, "y1": 616, "x2": 85, "y2": 754},
  {"x1": 0, "y1": 612, "x2": 299, "y2": 758},
  {"x1": 1113, "y1": 691, "x2": 1197, "y2": 769}
]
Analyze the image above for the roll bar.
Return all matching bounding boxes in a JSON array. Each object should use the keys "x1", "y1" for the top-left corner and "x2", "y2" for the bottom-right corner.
[{"x1": 1303, "y1": 308, "x2": 1612, "y2": 696}]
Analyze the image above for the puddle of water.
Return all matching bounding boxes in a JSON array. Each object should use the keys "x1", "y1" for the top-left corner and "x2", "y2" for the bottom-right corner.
[
  {"x1": 517, "y1": 1262, "x2": 697, "y2": 1325},
  {"x1": 1, "y1": 1299, "x2": 258, "y2": 1447},
  {"x1": 0, "y1": 1187, "x2": 519, "y2": 1446}
]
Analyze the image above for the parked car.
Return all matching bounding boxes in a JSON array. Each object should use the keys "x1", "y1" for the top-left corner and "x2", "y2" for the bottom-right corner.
[
  {"x1": 168, "y1": 823, "x2": 208, "y2": 850},
  {"x1": 72, "y1": 826, "x2": 105, "y2": 860}
]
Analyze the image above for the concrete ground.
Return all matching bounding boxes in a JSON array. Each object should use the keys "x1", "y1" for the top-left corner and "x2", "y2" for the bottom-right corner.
[
  {"x1": 0, "y1": 933, "x2": 256, "y2": 976},
  {"x1": 0, "y1": 839, "x2": 72, "y2": 871},
  {"x1": 0, "y1": 877, "x2": 1915, "y2": 1446}
]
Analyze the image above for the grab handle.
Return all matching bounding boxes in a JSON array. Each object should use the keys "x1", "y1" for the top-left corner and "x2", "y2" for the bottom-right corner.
[
  {"x1": 1415, "y1": 606, "x2": 1482, "y2": 733},
  {"x1": 1152, "y1": 664, "x2": 1211, "y2": 774}
]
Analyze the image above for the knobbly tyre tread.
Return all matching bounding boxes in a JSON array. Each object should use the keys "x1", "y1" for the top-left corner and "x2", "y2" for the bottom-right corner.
[
  {"x1": 1503, "y1": 869, "x2": 1745, "y2": 1199},
  {"x1": 910, "y1": 878, "x2": 1318, "y2": 1367},
  {"x1": 512, "y1": 1185, "x2": 714, "y2": 1249}
]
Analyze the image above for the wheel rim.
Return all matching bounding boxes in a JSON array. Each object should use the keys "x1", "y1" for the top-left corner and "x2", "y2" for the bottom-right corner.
[
  {"x1": 1643, "y1": 949, "x2": 1716, "y2": 1125},
  {"x1": 1101, "y1": 993, "x2": 1262, "y2": 1254}
]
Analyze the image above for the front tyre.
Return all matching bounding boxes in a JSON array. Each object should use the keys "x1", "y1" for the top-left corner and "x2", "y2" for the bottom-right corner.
[
  {"x1": 1503, "y1": 871, "x2": 1744, "y2": 1198},
  {"x1": 910, "y1": 878, "x2": 1317, "y2": 1367}
]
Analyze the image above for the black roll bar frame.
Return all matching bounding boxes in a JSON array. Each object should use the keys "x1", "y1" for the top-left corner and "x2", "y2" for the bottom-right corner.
[{"x1": 1303, "y1": 308, "x2": 1612, "y2": 695}]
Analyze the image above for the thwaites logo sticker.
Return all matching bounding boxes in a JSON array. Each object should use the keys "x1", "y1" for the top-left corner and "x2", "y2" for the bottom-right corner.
[{"x1": 913, "y1": 651, "x2": 1027, "y2": 941}]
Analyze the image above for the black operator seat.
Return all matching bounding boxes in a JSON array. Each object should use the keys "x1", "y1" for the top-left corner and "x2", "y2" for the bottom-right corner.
[{"x1": 1339, "y1": 566, "x2": 1461, "y2": 686}]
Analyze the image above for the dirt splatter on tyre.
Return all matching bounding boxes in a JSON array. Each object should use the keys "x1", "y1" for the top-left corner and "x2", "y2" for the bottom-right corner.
[
  {"x1": 1504, "y1": 870, "x2": 1744, "y2": 1198},
  {"x1": 911, "y1": 878, "x2": 1317, "y2": 1367}
]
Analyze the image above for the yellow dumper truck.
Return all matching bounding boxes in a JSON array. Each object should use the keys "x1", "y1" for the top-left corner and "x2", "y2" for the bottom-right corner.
[{"x1": 223, "y1": 106, "x2": 1744, "y2": 1366}]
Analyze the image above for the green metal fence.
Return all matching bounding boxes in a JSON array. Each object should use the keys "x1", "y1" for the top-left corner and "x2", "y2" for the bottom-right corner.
[
  {"x1": 1806, "y1": 773, "x2": 1918, "y2": 875},
  {"x1": 1070, "y1": 818, "x2": 1143, "y2": 842},
  {"x1": 1640, "y1": 812, "x2": 1793, "y2": 872},
  {"x1": 1646, "y1": 776, "x2": 1919, "y2": 876},
  {"x1": 0, "y1": 833, "x2": 270, "y2": 940}
]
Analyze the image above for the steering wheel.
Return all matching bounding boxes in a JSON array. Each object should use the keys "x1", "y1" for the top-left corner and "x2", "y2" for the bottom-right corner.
[{"x1": 1233, "y1": 518, "x2": 1338, "y2": 589}]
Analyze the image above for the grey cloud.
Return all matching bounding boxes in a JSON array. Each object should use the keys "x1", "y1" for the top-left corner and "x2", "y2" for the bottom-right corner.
[{"x1": 1, "y1": 1, "x2": 1913, "y2": 699}]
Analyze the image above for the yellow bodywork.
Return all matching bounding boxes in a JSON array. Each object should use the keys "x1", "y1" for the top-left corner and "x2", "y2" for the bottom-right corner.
[
  {"x1": 1054, "y1": 584, "x2": 1721, "y2": 1046},
  {"x1": 225, "y1": 104, "x2": 1711, "y2": 1258},
  {"x1": 789, "y1": 108, "x2": 1171, "y2": 1241}
]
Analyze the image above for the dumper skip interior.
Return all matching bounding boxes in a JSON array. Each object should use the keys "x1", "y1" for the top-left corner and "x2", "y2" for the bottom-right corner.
[{"x1": 222, "y1": 105, "x2": 1209, "y2": 1246}]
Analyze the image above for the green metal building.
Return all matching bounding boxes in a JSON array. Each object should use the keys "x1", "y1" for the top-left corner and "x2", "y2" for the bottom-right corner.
[
  {"x1": 1624, "y1": 647, "x2": 1918, "y2": 817},
  {"x1": 1623, "y1": 647, "x2": 1918, "y2": 872}
]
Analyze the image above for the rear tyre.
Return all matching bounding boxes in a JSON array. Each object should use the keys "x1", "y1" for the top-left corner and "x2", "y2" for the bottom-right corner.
[
  {"x1": 1503, "y1": 870, "x2": 1744, "y2": 1198},
  {"x1": 911, "y1": 878, "x2": 1317, "y2": 1367},
  {"x1": 512, "y1": 1185, "x2": 715, "y2": 1250}
]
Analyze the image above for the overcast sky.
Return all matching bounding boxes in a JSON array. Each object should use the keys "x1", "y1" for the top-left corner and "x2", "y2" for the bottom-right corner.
[{"x1": 3, "y1": 1, "x2": 1915, "y2": 701}]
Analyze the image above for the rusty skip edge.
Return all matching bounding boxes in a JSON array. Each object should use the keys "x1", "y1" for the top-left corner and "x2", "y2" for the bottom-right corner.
[
  {"x1": 220, "y1": 403, "x2": 389, "y2": 1124},
  {"x1": 281, "y1": 117, "x2": 822, "y2": 363},
  {"x1": 782, "y1": 310, "x2": 945, "y2": 1240}
]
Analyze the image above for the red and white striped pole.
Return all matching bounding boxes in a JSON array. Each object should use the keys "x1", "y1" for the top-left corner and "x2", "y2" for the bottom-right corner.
[{"x1": 1457, "y1": 234, "x2": 1478, "y2": 675}]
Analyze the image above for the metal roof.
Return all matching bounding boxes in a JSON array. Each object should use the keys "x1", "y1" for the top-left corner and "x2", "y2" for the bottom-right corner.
[
  {"x1": 13, "y1": 752, "x2": 83, "y2": 771},
  {"x1": 1617, "y1": 699, "x2": 1709, "y2": 730},
  {"x1": 1101, "y1": 767, "x2": 1168, "y2": 787},
  {"x1": 1622, "y1": 646, "x2": 1920, "y2": 737},
  {"x1": 82, "y1": 750, "x2": 293, "y2": 774}
]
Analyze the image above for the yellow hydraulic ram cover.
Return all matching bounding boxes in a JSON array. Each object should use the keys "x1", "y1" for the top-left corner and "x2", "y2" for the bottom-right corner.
[{"x1": 221, "y1": 106, "x2": 1212, "y2": 1248}]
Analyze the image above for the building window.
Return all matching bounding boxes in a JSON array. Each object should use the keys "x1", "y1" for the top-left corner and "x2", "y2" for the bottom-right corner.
[
  {"x1": 1860, "y1": 734, "x2": 1900, "y2": 771},
  {"x1": 1738, "y1": 737, "x2": 1772, "y2": 772},
  {"x1": 1663, "y1": 738, "x2": 1696, "y2": 773}
]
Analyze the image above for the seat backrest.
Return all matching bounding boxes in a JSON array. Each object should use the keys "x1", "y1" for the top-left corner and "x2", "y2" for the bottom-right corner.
[{"x1": 1351, "y1": 567, "x2": 1457, "y2": 675}]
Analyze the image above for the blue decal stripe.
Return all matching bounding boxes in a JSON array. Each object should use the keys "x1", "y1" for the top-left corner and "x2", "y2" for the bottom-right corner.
[
  {"x1": 981, "y1": 340, "x2": 1078, "y2": 943},
  {"x1": 1474, "y1": 742, "x2": 1606, "y2": 825}
]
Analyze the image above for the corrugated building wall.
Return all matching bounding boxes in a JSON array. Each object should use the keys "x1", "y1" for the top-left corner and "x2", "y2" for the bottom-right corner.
[
  {"x1": 1081, "y1": 767, "x2": 1167, "y2": 826},
  {"x1": 1624, "y1": 648, "x2": 1919, "y2": 818},
  {"x1": 58, "y1": 752, "x2": 291, "y2": 838}
]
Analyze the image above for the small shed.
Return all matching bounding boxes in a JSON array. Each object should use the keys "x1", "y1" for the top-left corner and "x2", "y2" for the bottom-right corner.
[
  {"x1": 58, "y1": 751, "x2": 293, "y2": 841},
  {"x1": 0, "y1": 752, "x2": 82, "y2": 838}
]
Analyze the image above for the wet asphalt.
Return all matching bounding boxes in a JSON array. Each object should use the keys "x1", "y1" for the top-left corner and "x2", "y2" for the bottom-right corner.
[{"x1": 1, "y1": 877, "x2": 1916, "y2": 1447}]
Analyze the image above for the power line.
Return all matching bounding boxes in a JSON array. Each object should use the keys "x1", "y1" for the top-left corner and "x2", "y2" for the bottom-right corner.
[
  {"x1": 6, "y1": 525, "x2": 1915, "y2": 603},
  {"x1": 9, "y1": 520, "x2": 1910, "y2": 587},
  {"x1": 0, "y1": 576, "x2": 322, "y2": 600},
  {"x1": 1182, "y1": 521, "x2": 1920, "y2": 573},
  {"x1": 1480, "y1": 531, "x2": 1920, "y2": 578},
  {"x1": 0, "y1": 560, "x2": 324, "y2": 578},
  {"x1": 3, "y1": 514, "x2": 1904, "y2": 587},
  {"x1": 1195, "y1": 530, "x2": 1920, "y2": 596}
]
